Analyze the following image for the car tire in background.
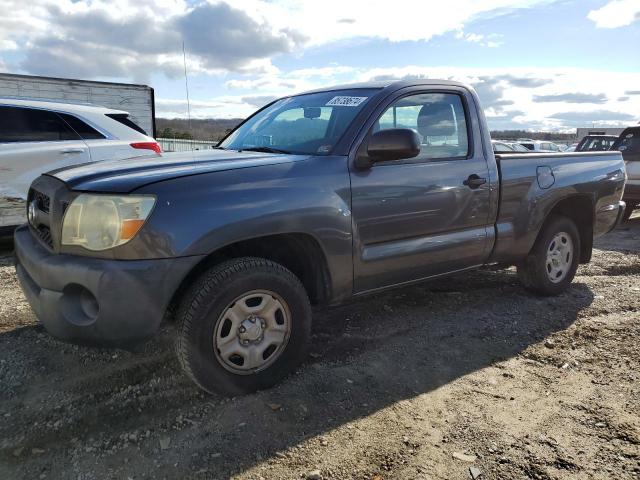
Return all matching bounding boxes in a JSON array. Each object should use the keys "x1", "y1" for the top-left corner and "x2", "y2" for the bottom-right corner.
[
  {"x1": 175, "y1": 257, "x2": 312, "y2": 395},
  {"x1": 623, "y1": 203, "x2": 637, "y2": 222},
  {"x1": 517, "y1": 215, "x2": 581, "y2": 296}
]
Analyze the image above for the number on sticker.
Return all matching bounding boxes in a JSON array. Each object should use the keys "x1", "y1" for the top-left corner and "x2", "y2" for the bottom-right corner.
[{"x1": 326, "y1": 96, "x2": 368, "y2": 107}]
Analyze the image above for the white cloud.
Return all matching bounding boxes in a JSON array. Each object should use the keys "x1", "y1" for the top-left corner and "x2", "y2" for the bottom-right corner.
[
  {"x1": 235, "y1": 0, "x2": 552, "y2": 45},
  {"x1": 2, "y1": 0, "x2": 636, "y2": 131},
  {"x1": 223, "y1": 65, "x2": 357, "y2": 96},
  {"x1": 587, "y1": 0, "x2": 640, "y2": 28},
  {"x1": 155, "y1": 98, "x2": 226, "y2": 119},
  {"x1": 288, "y1": 66, "x2": 357, "y2": 78},
  {"x1": 353, "y1": 66, "x2": 640, "y2": 130},
  {"x1": 1, "y1": 0, "x2": 303, "y2": 79},
  {"x1": 156, "y1": 94, "x2": 283, "y2": 118},
  {"x1": 156, "y1": 98, "x2": 224, "y2": 109},
  {"x1": 196, "y1": 65, "x2": 640, "y2": 131},
  {"x1": 460, "y1": 32, "x2": 485, "y2": 42},
  {"x1": 0, "y1": 0, "x2": 554, "y2": 80},
  {"x1": 0, "y1": 39, "x2": 17, "y2": 51},
  {"x1": 455, "y1": 31, "x2": 504, "y2": 47}
]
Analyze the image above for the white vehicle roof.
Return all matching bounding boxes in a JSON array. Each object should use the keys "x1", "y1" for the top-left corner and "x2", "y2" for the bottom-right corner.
[
  {"x1": 0, "y1": 97, "x2": 152, "y2": 140},
  {"x1": 0, "y1": 97, "x2": 129, "y2": 115}
]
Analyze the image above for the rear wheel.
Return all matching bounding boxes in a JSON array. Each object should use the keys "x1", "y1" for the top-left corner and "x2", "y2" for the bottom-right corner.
[
  {"x1": 517, "y1": 215, "x2": 581, "y2": 296},
  {"x1": 176, "y1": 257, "x2": 311, "y2": 395}
]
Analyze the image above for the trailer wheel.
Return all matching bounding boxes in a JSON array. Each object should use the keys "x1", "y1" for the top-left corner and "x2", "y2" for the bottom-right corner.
[
  {"x1": 517, "y1": 215, "x2": 581, "y2": 296},
  {"x1": 175, "y1": 257, "x2": 311, "y2": 395}
]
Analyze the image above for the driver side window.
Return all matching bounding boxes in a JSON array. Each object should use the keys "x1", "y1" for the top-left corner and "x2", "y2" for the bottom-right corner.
[{"x1": 376, "y1": 93, "x2": 469, "y2": 160}]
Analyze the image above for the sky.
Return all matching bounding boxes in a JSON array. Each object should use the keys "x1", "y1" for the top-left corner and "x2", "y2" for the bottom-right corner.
[{"x1": 0, "y1": 0, "x2": 639, "y2": 131}]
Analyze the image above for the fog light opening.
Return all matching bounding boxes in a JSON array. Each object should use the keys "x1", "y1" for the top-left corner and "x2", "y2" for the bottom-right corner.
[{"x1": 60, "y1": 284, "x2": 99, "y2": 326}]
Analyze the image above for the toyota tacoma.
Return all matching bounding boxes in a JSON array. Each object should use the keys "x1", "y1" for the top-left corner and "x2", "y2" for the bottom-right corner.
[{"x1": 14, "y1": 80, "x2": 627, "y2": 395}]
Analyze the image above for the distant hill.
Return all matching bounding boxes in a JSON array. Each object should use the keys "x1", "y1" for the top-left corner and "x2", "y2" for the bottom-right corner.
[{"x1": 155, "y1": 118, "x2": 243, "y2": 141}]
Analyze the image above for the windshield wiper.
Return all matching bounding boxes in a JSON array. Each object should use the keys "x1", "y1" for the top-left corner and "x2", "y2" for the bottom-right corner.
[{"x1": 240, "y1": 146, "x2": 292, "y2": 154}]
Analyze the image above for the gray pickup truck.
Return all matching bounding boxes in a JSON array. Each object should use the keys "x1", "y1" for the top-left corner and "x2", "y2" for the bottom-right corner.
[{"x1": 14, "y1": 80, "x2": 626, "y2": 395}]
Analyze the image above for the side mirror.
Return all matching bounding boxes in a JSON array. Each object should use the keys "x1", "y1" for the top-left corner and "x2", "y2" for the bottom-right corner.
[{"x1": 363, "y1": 128, "x2": 421, "y2": 167}]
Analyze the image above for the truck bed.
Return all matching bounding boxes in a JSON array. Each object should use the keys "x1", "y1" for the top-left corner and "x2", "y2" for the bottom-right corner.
[{"x1": 491, "y1": 151, "x2": 625, "y2": 264}]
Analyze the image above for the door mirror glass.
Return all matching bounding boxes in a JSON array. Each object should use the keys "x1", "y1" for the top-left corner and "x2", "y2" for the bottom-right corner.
[{"x1": 367, "y1": 128, "x2": 421, "y2": 162}]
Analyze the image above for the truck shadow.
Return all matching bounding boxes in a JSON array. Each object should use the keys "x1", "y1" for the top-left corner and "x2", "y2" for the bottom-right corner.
[{"x1": 0, "y1": 268, "x2": 594, "y2": 479}]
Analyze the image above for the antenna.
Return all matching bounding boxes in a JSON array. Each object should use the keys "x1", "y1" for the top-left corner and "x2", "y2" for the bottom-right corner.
[{"x1": 182, "y1": 41, "x2": 192, "y2": 142}]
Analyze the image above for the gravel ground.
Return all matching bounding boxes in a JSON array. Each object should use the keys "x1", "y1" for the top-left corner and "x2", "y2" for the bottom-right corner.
[{"x1": 0, "y1": 219, "x2": 638, "y2": 480}]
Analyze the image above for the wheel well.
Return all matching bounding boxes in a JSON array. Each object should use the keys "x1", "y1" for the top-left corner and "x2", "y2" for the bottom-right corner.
[
  {"x1": 167, "y1": 234, "x2": 331, "y2": 320},
  {"x1": 546, "y1": 195, "x2": 594, "y2": 263}
]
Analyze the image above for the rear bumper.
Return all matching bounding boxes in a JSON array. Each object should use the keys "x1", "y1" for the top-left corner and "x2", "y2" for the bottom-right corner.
[
  {"x1": 14, "y1": 225, "x2": 203, "y2": 347},
  {"x1": 595, "y1": 201, "x2": 626, "y2": 237}
]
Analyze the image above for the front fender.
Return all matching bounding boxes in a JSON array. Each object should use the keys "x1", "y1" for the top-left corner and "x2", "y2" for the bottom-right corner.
[{"x1": 130, "y1": 156, "x2": 354, "y2": 300}]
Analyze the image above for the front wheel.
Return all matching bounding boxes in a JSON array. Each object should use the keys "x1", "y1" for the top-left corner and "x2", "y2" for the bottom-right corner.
[
  {"x1": 176, "y1": 257, "x2": 311, "y2": 395},
  {"x1": 517, "y1": 215, "x2": 581, "y2": 296}
]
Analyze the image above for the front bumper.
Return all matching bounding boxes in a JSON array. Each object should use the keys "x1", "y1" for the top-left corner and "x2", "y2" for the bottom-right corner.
[{"x1": 14, "y1": 225, "x2": 203, "y2": 347}]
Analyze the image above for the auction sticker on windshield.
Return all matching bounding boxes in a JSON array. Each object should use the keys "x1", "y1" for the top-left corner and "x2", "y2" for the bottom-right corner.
[{"x1": 325, "y1": 96, "x2": 368, "y2": 107}]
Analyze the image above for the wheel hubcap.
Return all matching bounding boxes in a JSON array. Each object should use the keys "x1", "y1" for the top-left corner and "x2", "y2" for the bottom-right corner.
[
  {"x1": 238, "y1": 316, "x2": 264, "y2": 342},
  {"x1": 214, "y1": 290, "x2": 291, "y2": 374},
  {"x1": 546, "y1": 231, "x2": 574, "y2": 283}
]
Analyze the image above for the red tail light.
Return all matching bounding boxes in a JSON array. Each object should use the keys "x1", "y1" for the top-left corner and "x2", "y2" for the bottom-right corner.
[{"x1": 130, "y1": 142, "x2": 162, "y2": 154}]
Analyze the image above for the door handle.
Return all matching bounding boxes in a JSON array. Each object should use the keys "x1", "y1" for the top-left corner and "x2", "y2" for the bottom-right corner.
[
  {"x1": 59, "y1": 148, "x2": 85, "y2": 154},
  {"x1": 463, "y1": 174, "x2": 487, "y2": 189}
]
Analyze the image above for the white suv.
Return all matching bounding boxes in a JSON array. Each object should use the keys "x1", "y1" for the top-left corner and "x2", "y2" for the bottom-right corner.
[
  {"x1": 517, "y1": 140, "x2": 562, "y2": 153},
  {"x1": 0, "y1": 98, "x2": 161, "y2": 229}
]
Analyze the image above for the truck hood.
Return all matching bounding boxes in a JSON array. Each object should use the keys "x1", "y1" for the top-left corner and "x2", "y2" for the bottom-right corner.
[{"x1": 47, "y1": 150, "x2": 310, "y2": 193}]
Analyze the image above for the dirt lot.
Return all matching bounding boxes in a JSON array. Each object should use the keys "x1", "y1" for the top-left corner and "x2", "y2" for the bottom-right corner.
[{"x1": 0, "y1": 220, "x2": 638, "y2": 480}]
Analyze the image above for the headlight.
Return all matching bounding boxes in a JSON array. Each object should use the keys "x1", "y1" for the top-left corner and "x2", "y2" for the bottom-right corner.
[{"x1": 61, "y1": 194, "x2": 156, "y2": 251}]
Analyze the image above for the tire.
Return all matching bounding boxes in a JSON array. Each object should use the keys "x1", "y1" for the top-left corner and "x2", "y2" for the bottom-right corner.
[
  {"x1": 175, "y1": 257, "x2": 311, "y2": 395},
  {"x1": 517, "y1": 215, "x2": 581, "y2": 296},
  {"x1": 622, "y1": 202, "x2": 637, "y2": 223}
]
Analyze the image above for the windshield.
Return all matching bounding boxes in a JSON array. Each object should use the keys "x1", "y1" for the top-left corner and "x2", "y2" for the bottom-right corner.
[
  {"x1": 509, "y1": 143, "x2": 530, "y2": 152},
  {"x1": 612, "y1": 129, "x2": 640, "y2": 154},
  {"x1": 577, "y1": 136, "x2": 616, "y2": 152},
  {"x1": 219, "y1": 89, "x2": 379, "y2": 155}
]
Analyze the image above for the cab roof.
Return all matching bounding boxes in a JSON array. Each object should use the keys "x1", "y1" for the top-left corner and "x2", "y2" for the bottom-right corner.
[{"x1": 298, "y1": 79, "x2": 468, "y2": 96}]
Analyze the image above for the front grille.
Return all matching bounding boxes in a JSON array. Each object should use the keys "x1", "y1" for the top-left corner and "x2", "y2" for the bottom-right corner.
[
  {"x1": 26, "y1": 176, "x2": 76, "y2": 252},
  {"x1": 33, "y1": 190, "x2": 50, "y2": 214},
  {"x1": 36, "y1": 225, "x2": 53, "y2": 248}
]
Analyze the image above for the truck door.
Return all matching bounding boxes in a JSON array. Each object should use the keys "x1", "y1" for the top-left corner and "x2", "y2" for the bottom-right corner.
[{"x1": 349, "y1": 89, "x2": 494, "y2": 293}]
